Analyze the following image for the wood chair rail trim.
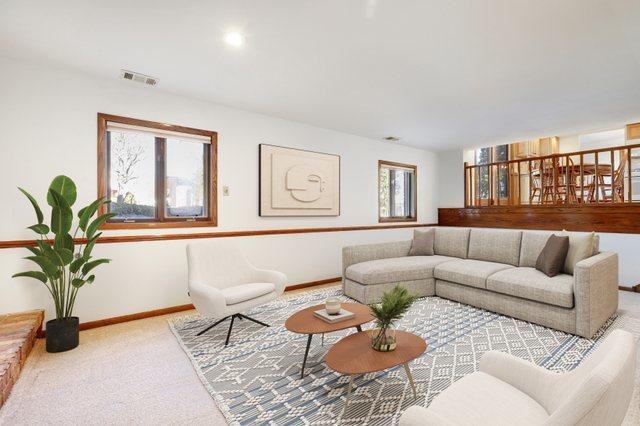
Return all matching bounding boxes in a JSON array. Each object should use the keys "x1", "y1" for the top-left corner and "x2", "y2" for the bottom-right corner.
[{"x1": 0, "y1": 223, "x2": 437, "y2": 249}]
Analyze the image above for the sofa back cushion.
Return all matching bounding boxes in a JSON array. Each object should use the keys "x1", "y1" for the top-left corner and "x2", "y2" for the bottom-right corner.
[
  {"x1": 408, "y1": 228, "x2": 435, "y2": 256},
  {"x1": 563, "y1": 231, "x2": 596, "y2": 275},
  {"x1": 520, "y1": 230, "x2": 600, "y2": 269},
  {"x1": 467, "y1": 228, "x2": 523, "y2": 266},
  {"x1": 520, "y1": 231, "x2": 557, "y2": 267},
  {"x1": 434, "y1": 227, "x2": 471, "y2": 259}
]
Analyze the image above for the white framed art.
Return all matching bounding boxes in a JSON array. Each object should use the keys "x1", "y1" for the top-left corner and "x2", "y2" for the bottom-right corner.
[{"x1": 259, "y1": 144, "x2": 340, "y2": 216}]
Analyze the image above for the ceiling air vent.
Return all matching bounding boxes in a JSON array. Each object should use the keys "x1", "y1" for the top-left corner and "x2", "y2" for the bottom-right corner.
[
  {"x1": 383, "y1": 136, "x2": 401, "y2": 142},
  {"x1": 120, "y1": 69, "x2": 158, "y2": 86}
]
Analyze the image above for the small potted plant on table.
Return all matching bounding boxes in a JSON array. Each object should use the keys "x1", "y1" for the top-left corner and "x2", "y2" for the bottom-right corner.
[
  {"x1": 369, "y1": 285, "x2": 416, "y2": 352},
  {"x1": 12, "y1": 175, "x2": 114, "y2": 352}
]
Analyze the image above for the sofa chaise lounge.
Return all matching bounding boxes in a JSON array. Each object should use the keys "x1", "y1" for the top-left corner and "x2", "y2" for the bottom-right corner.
[{"x1": 342, "y1": 227, "x2": 618, "y2": 338}]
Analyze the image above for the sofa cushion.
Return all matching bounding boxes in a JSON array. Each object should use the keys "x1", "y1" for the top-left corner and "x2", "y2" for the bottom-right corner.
[
  {"x1": 345, "y1": 255, "x2": 456, "y2": 285},
  {"x1": 434, "y1": 227, "x2": 471, "y2": 259},
  {"x1": 562, "y1": 231, "x2": 596, "y2": 275},
  {"x1": 434, "y1": 259, "x2": 514, "y2": 289},
  {"x1": 520, "y1": 231, "x2": 557, "y2": 267},
  {"x1": 408, "y1": 228, "x2": 435, "y2": 256},
  {"x1": 221, "y1": 282, "x2": 276, "y2": 305},
  {"x1": 468, "y1": 228, "x2": 523, "y2": 266},
  {"x1": 535, "y1": 235, "x2": 569, "y2": 277},
  {"x1": 487, "y1": 267, "x2": 574, "y2": 308},
  {"x1": 424, "y1": 371, "x2": 549, "y2": 425},
  {"x1": 520, "y1": 230, "x2": 601, "y2": 269}
]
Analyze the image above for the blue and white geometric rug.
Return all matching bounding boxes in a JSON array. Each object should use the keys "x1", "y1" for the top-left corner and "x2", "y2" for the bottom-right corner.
[{"x1": 169, "y1": 287, "x2": 639, "y2": 425}]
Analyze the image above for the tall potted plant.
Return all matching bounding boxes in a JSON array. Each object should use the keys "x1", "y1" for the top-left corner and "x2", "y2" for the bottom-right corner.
[
  {"x1": 12, "y1": 175, "x2": 114, "y2": 352},
  {"x1": 369, "y1": 285, "x2": 416, "y2": 352}
]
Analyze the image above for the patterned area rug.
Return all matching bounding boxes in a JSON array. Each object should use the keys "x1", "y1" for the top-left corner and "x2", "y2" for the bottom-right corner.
[{"x1": 169, "y1": 288, "x2": 640, "y2": 425}]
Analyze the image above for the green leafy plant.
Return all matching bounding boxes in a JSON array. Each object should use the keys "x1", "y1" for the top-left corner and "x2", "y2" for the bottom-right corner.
[
  {"x1": 369, "y1": 285, "x2": 417, "y2": 350},
  {"x1": 12, "y1": 176, "x2": 115, "y2": 319}
]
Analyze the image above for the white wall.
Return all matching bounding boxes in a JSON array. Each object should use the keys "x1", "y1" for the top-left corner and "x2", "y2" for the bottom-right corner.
[
  {"x1": 436, "y1": 149, "x2": 640, "y2": 287},
  {"x1": 436, "y1": 149, "x2": 464, "y2": 208},
  {"x1": 0, "y1": 56, "x2": 438, "y2": 322}
]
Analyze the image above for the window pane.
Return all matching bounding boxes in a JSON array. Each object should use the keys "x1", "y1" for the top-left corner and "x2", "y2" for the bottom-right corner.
[
  {"x1": 379, "y1": 167, "x2": 390, "y2": 218},
  {"x1": 475, "y1": 147, "x2": 491, "y2": 165},
  {"x1": 108, "y1": 131, "x2": 156, "y2": 219},
  {"x1": 392, "y1": 169, "x2": 407, "y2": 216},
  {"x1": 495, "y1": 145, "x2": 509, "y2": 162},
  {"x1": 478, "y1": 166, "x2": 489, "y2": 199},
  {"x1": 165, "y1": 138, "x2": 206, "y2": 217},
  {"x1": 498, "y1": 164, "x2": 509, "y2": 198}
]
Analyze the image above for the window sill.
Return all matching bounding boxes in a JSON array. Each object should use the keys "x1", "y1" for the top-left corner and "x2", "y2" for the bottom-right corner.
[
  {"x1": 102, "y1": 220, "x2": 217, "y2": 230},
  {"x1": 378, "y1": 217, "x2": 417, "y2": 223}
]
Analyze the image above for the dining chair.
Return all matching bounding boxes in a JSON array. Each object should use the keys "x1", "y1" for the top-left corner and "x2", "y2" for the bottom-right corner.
[
  {"x1": 186, "y1": 240, "x2": 287, "y2": 346},
  {"x1": 540, "y1": 157, "x2": 575, "y2": 204},
  {"x1": 555, "y1": 156, "x2": 578, "y2": 204},
  {"x1": 587, "y1": 150, "x2": 628, "y2": 203},
  {"x1": 530, "y1": 161, "x2": 542, "y2": 204}
]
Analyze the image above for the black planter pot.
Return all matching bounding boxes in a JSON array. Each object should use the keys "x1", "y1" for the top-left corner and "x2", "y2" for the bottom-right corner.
[{"x1": 46, "y1": 317, "x2": 79, "y2": 353}]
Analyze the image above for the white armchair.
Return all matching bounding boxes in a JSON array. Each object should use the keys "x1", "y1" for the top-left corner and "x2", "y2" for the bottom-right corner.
[
  {"x1": 186, "y1": 240, "x2": 286, "y2": 345},
  {"x1": 400, "y1": 329, "x2": 637, "y2": 426}
]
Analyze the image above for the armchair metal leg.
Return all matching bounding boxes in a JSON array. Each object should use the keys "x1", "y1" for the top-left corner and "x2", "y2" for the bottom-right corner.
[
  {"x1": 225, "y1": 315, "x2": 236, "y2": 346},
  {"x1": 196, "y1": 316, "x2": 230, "y2": 336},
  {"x1": 238, "y1": 313, "x2": 270, "y2": 328},
  {"x1": 196, "y1": 313, "x2": 270, "y2": 346}
]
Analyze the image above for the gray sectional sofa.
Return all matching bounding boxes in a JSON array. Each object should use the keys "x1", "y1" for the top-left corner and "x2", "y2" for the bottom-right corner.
[{"x1": 342, "y1": 227, "x2": 618, "y2": 338}]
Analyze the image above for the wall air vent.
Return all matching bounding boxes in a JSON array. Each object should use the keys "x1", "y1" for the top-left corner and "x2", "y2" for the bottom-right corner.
[
  {"x1": 120, "y1": 69, "x2": 158, "y2": 86},
  {"x1": 383, "y1": 136, "x2": 401, "y2": 142}
]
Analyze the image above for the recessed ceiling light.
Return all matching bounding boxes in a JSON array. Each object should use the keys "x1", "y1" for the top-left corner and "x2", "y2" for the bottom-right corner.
[{"x1": 224, "y1": 32, "x2": 244, "y2": 47}]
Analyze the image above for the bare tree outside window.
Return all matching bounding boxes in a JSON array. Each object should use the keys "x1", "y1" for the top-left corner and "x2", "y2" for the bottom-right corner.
[{"x1": 108, "y1": 131, "x2": 156, "y2": 219}]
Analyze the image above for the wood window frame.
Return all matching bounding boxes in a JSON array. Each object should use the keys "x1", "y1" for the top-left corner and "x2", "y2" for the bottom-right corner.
[
  {"x1": 378, "y1": 160, "x2": 418, "y2": 223},
  {"x1": 97, "y1": 113, "x2": 218, "y2": 229}
]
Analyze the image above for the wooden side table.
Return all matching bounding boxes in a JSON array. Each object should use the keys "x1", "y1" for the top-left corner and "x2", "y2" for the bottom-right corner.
[
  {"x1": 325, "y1": 330, "x2": 426, "y2": 412},
  {"x1": 284, "y1": 302, "x2": 374, "y2": 378}
]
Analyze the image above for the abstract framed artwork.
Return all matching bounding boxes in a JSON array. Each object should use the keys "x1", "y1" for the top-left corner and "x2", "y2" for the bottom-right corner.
[{"x1": 259, "y1": 144, "x2": 340, "y2": 216}]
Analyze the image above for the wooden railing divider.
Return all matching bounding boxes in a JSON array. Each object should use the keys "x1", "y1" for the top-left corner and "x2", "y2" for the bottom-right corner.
[{"x1": 464, "y1": 142, "x2": 639, "y2": 207}]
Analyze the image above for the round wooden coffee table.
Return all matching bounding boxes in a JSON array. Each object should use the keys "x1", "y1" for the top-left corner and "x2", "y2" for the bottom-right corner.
[
  {"x1": 326, "y1": 330, "x2": 426, "y2": 410},
  {"x1": 285, "y1": 302, "x2": 374, "y2": 378}
]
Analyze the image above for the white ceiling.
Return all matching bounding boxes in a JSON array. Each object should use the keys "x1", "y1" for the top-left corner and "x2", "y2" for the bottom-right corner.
[{"x1": 2, "y1": 0, "x2": 640, "y2": 151}]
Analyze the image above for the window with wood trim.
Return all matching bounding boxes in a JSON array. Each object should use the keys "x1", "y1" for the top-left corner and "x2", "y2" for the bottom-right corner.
[
  {"x1": 378, "y1": 160, "x2": 417, "y2": 222},
  {"x1": 97, "y1": 113, "x2": 217, "y2": 229}
]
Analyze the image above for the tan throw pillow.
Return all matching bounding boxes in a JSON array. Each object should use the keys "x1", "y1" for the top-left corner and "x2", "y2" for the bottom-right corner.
[
  {"x1": 408, "y1": 228, "x2": 435, "y2": 256},
  {"x1": 562, "y1": 231, "x2": 596, "y2": 275},
  {"x1": 535, "y1": 235, "x2": 569, "y2": 277}
]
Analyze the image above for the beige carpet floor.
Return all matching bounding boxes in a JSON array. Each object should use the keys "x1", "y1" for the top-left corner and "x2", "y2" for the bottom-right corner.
[{"x1": 1, "y1": 287, "x2": 639, "y2": 425}]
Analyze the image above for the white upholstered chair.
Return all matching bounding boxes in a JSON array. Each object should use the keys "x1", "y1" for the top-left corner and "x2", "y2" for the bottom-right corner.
[
  {"x1": 400, "y1": 329, "x2": 637, "y2": 426},
  {"x1": 186, "y1": 240, "x2": 286, "y2": 345}
]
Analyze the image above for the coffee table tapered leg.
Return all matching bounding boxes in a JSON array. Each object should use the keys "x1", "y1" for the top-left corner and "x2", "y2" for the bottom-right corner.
[
  {"x1": 403, "y1": 362, "x2": 417, "y2": 398},
  {"x1": 300, "y1": 334, "x2": 313, "y2": 378},
  {"x1": 342, "y1": 374, "x2": 354, "y2": 416}
]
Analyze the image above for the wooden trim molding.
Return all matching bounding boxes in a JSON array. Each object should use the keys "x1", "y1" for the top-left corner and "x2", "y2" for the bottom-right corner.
[
  {"x1": 36, "y1": 277, "x2": 342, "y2": 337},
  {"x1": 619, "y1": 284, "x2": 640, "y2": 293},
  {"x1": 284, "y1": 277, "x2": 341, "y2": 291},
  {"x1": 438, "y1": 206, "x2": 640, "y2": 234},
  {"x1": 0, "y1": 223, "x2": 436, "y2": 250}
]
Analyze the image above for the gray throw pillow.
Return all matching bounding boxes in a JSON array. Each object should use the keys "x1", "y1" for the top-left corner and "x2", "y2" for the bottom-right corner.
[
  {"x1": 535, "y1": 235, "x2": 570, "y2": 277},
  {"x1": 408, "y1": 228, "x2": 435, "y2": 256}
]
